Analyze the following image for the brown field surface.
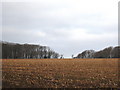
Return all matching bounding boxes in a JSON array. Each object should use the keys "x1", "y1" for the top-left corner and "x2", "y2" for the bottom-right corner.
[{"x1": 2, "y1": 58, "x2": 119, "y2": 88}]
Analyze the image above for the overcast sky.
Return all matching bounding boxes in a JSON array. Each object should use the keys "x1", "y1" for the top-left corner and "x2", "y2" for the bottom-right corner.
[{"x1": 1, "y1": 0, "x2": 119, "y2": 57}]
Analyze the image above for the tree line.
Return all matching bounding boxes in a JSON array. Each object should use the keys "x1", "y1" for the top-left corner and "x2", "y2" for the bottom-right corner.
[
  {"x1": 2, "y1": 41, "x2": 59, "y2": 59},
  {"x1": 76, "y1": 46, "x2": 120, "y2": 58}
]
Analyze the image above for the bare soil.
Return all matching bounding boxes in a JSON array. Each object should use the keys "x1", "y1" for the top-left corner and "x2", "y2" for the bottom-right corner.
[{"x1": 2, "y1": 58, "x2": 119, "y2": 88}]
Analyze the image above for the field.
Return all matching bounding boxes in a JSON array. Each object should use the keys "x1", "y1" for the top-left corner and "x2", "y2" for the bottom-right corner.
[{"x1": 2, "y1": 59, "x2": 119, "y2": 88}]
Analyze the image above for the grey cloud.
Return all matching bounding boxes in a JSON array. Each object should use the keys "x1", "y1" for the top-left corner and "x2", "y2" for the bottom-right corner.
[{"x1": 2, "y1": 1, "x2": 118, "y2": 57}]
